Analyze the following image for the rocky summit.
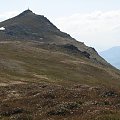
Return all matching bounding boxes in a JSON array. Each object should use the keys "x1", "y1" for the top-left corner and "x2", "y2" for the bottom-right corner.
[
  {"x1": 0, "y1": 10, "x2": 120, "y2": 120},
  {"x1": 0, "y1": 9, "x2": 70, "y2": 40}
]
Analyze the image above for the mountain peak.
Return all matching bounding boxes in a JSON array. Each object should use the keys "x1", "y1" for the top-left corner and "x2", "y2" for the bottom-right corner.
[
  {"x1": 24, "y1": 8, "x2": 33, "y2": 12},
  {"x1": 18, "y1": 9, "x2": 34, "y2": 17}
]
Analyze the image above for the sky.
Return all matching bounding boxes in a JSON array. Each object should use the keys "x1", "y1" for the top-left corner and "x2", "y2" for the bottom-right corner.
[{"x1": 0, "y1": 0, "x2": 120, "y2": 52}]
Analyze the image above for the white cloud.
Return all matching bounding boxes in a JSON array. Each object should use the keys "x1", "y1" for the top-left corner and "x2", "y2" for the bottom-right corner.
[
  {"x1": 54, "y1": 10, "x2": 120, "y2": 51},
  {"x1": 0, "y1": 11, "x2": 19, "y2": 21}
]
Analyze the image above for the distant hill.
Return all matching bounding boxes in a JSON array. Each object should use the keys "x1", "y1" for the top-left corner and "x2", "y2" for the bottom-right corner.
[{"x1": 100, "y1": 46, "x2": 120, "y2": 69}]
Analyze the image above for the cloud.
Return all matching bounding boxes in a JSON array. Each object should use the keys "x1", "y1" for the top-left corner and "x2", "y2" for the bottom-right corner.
[
  {"x1": 0, "y1": 11, "x2": 19, "y2": 21},
  {"x1": 54, "y1": 10, "x2": 120, "y2": 51}
]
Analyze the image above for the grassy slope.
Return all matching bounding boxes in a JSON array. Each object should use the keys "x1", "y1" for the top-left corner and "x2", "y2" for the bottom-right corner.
[
  {"x1": 1, "y1": 41, "x2": 120, "y2": 120},
  {"x1": 0, "y1": 41, "x2": 120, "y2": 87}
]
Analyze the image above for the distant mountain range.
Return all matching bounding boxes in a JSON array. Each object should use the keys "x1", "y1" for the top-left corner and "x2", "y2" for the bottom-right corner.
[{"x1": 100, "y1": 46, "x2": 120, "y2": 69}]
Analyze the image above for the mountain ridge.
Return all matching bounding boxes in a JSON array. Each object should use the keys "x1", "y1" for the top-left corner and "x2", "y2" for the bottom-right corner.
[
  {"x1": 0, "y1": 9, "x2": 110, "y2": 67},
  {"x1": 0, "y1": 9, "x2": 71, "y2": 39}
]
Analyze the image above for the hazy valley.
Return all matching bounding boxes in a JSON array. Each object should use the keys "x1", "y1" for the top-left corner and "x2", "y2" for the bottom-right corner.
[{"x1": 100, "y1": 46, "x2": 120, "y2": 69}]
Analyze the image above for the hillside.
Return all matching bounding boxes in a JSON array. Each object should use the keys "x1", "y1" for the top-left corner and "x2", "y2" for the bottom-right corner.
[
  {"x1": 0, "y1": 10, "x2": 120, "y2": 120},
  {"x1": 0, "y1": 9, "x2": 110, "y2": 66},
  {"x1": 100, "y1": 46, "x2": 120, "y2": 69}
]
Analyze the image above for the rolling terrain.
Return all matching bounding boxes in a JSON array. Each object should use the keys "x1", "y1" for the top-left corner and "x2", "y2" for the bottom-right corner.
[{"x1": 0, "y1": 10, "x2": 120, "y2": 120}]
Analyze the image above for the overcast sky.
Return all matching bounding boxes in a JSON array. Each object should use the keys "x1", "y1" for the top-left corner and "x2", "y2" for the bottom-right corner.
[{"x1": 0, "y1": 0, "x2": 120, "y2": 51}]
